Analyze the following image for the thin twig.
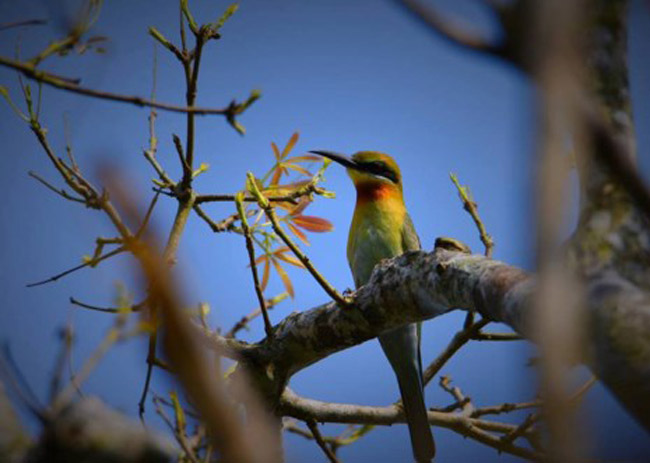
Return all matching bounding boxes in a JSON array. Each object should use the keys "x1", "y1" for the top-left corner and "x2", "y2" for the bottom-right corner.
[
  {"x1": 144, "y1": 150, "x2": 174, "y2": 187},
  {"x1": 148, "y1": 27, "x2": 184, "y2": 62},
  {"x1": 226, "y1": 293, "x2": 288, "y2": 338},
  {"x1": 29, "y1": 118, "x2": 133, "y2": 238},
  {"x1": 283, "y1": 419, "x2": 316, "y2": 440},
  {"x1": 471, "y1": 400, "x2": 541, "y2": 418},
  {"x1": 136, "y1": 191, "x2": 161, "y2": 238},
  {"x1": 439, "y1": 375, "x2": 474, "y2": 416},
  {"x1": 193, "y1": 204, "x2": 237, "y2": 232},
  {"x1": 49, "y1": 324, "x2": 74, "y2": 403},
  {"x1": 305, "y1": 419, "x2": 342, "y2": 463},
  {"x1": 28, "y1": 170, "x2": 85, "y2": 203},
  {"x1": 26, "y1": 246, "x2": 126, "y2": 287},
  {"x1": 142, "y1": 42, "x2": 175, "y2": 189},
  {"x1": 397, "y1": 0, "x2": 503, "y2": 57},
  {"x1": 53, "y1": 320, "x2": 133, "y2": 410},
  {"x1": 139, "y1": 331, "x2": 157, "y2": 422},
  {"x1": 156, "y1": 395, "x2": 200, "y2": 419},
  {"x1": 471, "y1": 332, "x2": 524, "y2": 341},
  {"x1": 0, "y1": 54, "x2": 257, "y2": 116},
  {"x1": 450, "y1": 173, "x2": 494, "y2": 258},
  {"x1": 0, "y1": 19, "x2": 47, "y2": 31},
  {"x1": 62, "y1": 113, "x2": 79, "y2": 171},
  {"x1": 235, "y1": 193, "x2": 274, "y2": 338},
  {"x1": 69, "y1": 296, "x2": 145, "y2": 314},
  {"x1": 423, "y1": 318, "x2": 489, "y2": 386},
  {"x1": 153, "y1": 396, "x2": 201, "y2": 463},
  {"x1": 0, "y1": 344, "x2": 45, "y2": 420},
  {"x1": 431, "y1": 397, "x2": 471, "y2": 413},
  {"x1": 181, "y1": 35, "x2": 204, "y2": 185},
  {"x1": 172, "y1": 133, "x2": 192, "y2": 181},
  {"x1": 196, "y1": 193, "x2": 298, "y2": 205},
  {"x1": 569, "y1": 375, "x2": 597, "y2": 403},
  {"x1": 501, "y1": 412, "x2": 540, "y2": 445},
  {"x1": 449, "y1": 173, "x2": 494, "y2": 329},
  {"x1": 138, "y1": 37, "x2": 200, "y2": 415}
]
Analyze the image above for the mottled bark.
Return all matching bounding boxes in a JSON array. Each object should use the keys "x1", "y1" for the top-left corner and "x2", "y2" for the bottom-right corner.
[
  {"x1": 227, "y1": 248, "x2": 481, "y2": 382},
  {"x1": 232, "y1": 245, "x2": 530, "y2": 402},
  {"x1": 228, "y1": 236, "x2": 649, "y2": 429}
]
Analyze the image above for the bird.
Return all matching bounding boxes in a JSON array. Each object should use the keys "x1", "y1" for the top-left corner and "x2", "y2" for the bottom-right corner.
[{"x1": 310, "y1": 149, "x2": 436, "y2": 462}]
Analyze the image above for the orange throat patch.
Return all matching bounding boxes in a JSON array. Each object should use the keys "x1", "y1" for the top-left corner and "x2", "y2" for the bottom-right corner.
[{"x1": 354, "y1": 181, "x2": 402, "y2": 205}]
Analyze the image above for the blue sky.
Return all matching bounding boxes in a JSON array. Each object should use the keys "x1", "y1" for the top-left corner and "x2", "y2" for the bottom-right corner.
[{"x1": 1, "y1": 0, "x2": 649, "y2": 461}]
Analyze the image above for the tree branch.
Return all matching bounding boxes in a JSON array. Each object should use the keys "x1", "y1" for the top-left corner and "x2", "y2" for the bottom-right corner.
[
  {"x1": 0, "y1": 55, "x2": 258, "y2": 117},
  {"x1": 397, "y1": 0, "x2": 504, "y2": 58},
  {"x1": 224, "y1": 240, "x2": 649, "y2": 432},
  {"x1": 279, "y1": 389, "x2": 542, "y2": 461}
]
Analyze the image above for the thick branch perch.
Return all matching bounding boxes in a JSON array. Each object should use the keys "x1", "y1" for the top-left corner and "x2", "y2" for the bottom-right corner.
[
  {"x1": 235, "y1": 245, "x2": 528, "y2": 400},
  {"x1": 231, "y1": 244, "x2": 650, "y2": 431}
]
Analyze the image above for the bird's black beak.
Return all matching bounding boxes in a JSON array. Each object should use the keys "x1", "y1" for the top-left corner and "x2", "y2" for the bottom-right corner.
[{"x1": 309, "y1": 150, "x2": 361, "y2": 171}]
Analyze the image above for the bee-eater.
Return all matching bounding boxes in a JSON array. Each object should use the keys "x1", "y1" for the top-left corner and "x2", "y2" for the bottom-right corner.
[{"x1": 310, "y1": 150, "x2": 436, "y2": 462}]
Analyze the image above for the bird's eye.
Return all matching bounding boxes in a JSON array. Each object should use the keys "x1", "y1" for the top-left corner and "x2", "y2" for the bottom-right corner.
[{"x1": 365, "y1": 161, "x2": 398, "y2": 183}]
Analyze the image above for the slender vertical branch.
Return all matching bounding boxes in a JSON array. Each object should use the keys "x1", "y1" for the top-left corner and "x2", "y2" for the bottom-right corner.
[
  {"x1": 305, "y1": 419, "x2": 341, "y2": 463},
  {"x1": 139, "y1": 190, "x2": 197, "y2": 420},
  {"x1": 162, "y1": 191, "x2": 197, "y2": 264},
  {"x1": 449, "y1": 173, "x2": 494, "y2": 258},
  {"x1": 138, "y1": 20, "x2": 204, "y2": 417},
  {"x1": 450, "y1": 173, "x2": 494, "y2": 328},
  {"x1": 180, "y1": 29, "x2": 205, "y2": 187},
  {"x1": 422, "y1": 319, "x2": 489, "y2": 386},
  {"x1": 236, "y1": 193, "x2": 274, "y2": 338}
]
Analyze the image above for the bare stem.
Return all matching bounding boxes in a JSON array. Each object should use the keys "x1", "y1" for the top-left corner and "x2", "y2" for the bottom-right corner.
[
  {"x1": 0, "y1": 55, "x2": 257, "y2": 116},
  {"x1": 236, "y1": 193, "x2": 274, "y2": 338},
  {"x1": 450, "y1": 173, "x2": 494, "y2": 258},
  {"x1": 305, "y1": 419, "x2": 341, "y2": 463},
  {"x1": 27, "y1": 246, "x2": 126, "y2": 288},
  {"x1": 423, "y1": 318, "x2": 489, "y2": 386}
]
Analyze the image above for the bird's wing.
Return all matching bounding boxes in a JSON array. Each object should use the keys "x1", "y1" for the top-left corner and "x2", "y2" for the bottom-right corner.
[{"x1": 401, "y1": 212, "x2": 421, "y2": 251}]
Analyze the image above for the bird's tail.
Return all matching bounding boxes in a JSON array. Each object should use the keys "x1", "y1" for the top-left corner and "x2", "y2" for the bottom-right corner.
[
  {"x1": 379, "y1": 326, "x2": 436, "y2": 462},
  {"x1": 395, "y1": 364, "x2": 436, "y2": 463}
]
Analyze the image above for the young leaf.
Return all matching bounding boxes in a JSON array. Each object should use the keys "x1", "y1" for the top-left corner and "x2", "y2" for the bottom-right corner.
[
  {"x1": 270, "y1": 166, "x2": 283, "y2": 187},
  {"x1": 293, "y1": 215, "x2": 334, "y2": 232},
  {"x1": 289, "y1": 197, "x2": 311, "y2": 216},
  {"x1": 287, "y1": 222, "x2": 309, "y2": 246},
  {"x1": 281, "y1": 132, "x2": 299, "y2": 158},
  {"x1": 285, "y1": 154, "x2": 322, "y2": 163},
  {"x1": 271, "y1": 259, "x2": 294, "y2": 298},
  {"x1": 260, "y1": 259, "x2": 270, "y2": 292},
  {"x1": 275, "y1": 249, "x2": 306, "y2": 268},
  {"x1": 284, "y1": 163, "x2": 312, "y2": 177},
  {"x1": 271, "y1": 142, "x2": 281, "y2": 161}
]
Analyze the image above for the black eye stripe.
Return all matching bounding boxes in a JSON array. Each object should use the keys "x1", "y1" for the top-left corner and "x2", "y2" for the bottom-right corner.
[{"x1": 360, "y1": 161, "x2": 398, "y2": 183}]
